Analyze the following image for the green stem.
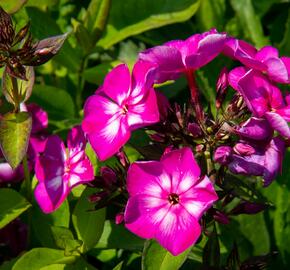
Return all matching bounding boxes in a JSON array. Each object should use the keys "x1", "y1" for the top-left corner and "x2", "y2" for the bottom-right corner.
[{"x1": 11, "y1": 76, "x2": 20, "y2": 112}]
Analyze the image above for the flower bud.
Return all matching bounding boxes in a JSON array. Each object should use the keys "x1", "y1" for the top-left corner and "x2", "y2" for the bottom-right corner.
[
  {"x1": 156, "y1": 91, "x2": 171, "y2": 122},
  {"x1": 230, "y1": 201, "x2": 268, "y2": 215},
  {"x1": 149, "y1": 133, "x2": 166, "y2": 143},
  {"x1": 115, "y1": 212, "x2": 124, "y2": 225},
  {"x1": 100, "y1": 166, "x2": 117, "y2": 187},
  {"x1": 188, "y1": 122, "x2": 202, "y2": 137},
  {"x1": 233, "y1": 142, "x2": 255, "y2": 156},
  {"x1": 213, "y1": 210, "x2": 230, "y2": 225},
  {"x1": 216, "y1": 67, "x2": 228, "y2": 109},
  {"x1": 214, "y1": 146, "x2": 232, "y2": 165},
  {"x1": 0, "y1": 7, "x2": 14, "y2": 48}
]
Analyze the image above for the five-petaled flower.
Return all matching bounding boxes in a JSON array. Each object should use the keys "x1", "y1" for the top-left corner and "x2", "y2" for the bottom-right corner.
[
  {"x1": 124, "y1": 147, "x2": 218, "y2": 255},
  {"x1": 82, "y1": 61, "x2": 160, "y2": 161},
  {"x1": 34, "y1": 126, "x2": 94, "y2": 213}
]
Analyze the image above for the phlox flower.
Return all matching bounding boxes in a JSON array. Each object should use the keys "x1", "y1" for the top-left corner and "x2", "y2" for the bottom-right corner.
[
  {"x1": 82, "y1": 61, "x2": 159, "y2": 161},
  {"x1": 224, "y1": 38, "x2": 290, "y2": 83},
  {"x1": 139, "y1": 29, "x2": 227, "y2": 83},
  {"x1": 215, "y1": 137, "x2": 285, "y2": 187},
  {"x1": 34, "y1": 126, "x2": 94, "y2": 213},
  {"x1": 124, "y1": 147, "x2": 218, "y2": 255},
  {"x1": 229, "y1": 68, "x2": 290, "y2": 138}
]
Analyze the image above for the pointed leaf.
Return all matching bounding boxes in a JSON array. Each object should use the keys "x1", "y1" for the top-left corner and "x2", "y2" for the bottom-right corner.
[
  {"x1": 12, "y1": 248, "x2": 76, "y2": 270},
  {"x1": 142, "y1": 240, "x2": 190, "y2": 270},
  {"x1": 97, "y1": 0, "x2": 200, "y2": 49},
  {"x1": 0, "y1": 112, "x2": 32, "y2": 169},
  {"x1": 0, "y1": 188, "x2": 31, "y2": 229},
  {"x1": 72, "y1": 187, "x2": 106, "y2": 252}
]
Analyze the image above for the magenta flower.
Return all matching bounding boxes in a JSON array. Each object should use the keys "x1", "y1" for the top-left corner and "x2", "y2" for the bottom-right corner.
[
  {"x1": 34, "y1": 126, "x2": 94, "y2": 213},
  {"x1": 124, "y1": 147, "x2": 218, "y2": 255},
  {"x1": 139, "y1": 29, "x2": 227, "y2": 83},
  {"x1": 82, "y1": 61, "x2": 160, "y2": 161},
  {"x1": 229, "y1": 68, "x2": 290, "y2": 137},
  {"x1": 224, "y1": 38, "x2": 290, "y2": 83}
]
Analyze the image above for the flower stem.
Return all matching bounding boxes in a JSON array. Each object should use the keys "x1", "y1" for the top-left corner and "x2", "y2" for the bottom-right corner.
[{"x1": 186, "y1": 70, "x2": 204, "y2": 123}]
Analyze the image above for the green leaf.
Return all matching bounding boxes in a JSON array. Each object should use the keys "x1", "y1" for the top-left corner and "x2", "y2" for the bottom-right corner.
[
  {"x1": 0, "y1": 0, "x2": 27, "y2": 13},
  {"x1": 112, "y1": 261, "x2": 123, "y2": 270},
  {"x1": 51, "y1": 226, "x2": 82, "y2": 256},
  {"x1": 30, "y1": 84, "x2": 75, "y2": 120},
  {"x1": 83, "y1": 61, "x2": 120, "y2": 85},
  {"x1": 83, "y1": 0, "x2": 111, "y2": 45},
  {"x1": 31, "y1": 199, "x2": 70, "y2": 248},
  {"x1": 230, "y1": 0, "x2": 268, "y2": 47},
  {"x1": 12, "y1": 248, "x2": 76, "y2": 270},
  {"x1": 0, "y1": 188, "x2": 31, "y2": 229},
  {"x1": 202, "y1": 225, "x2": 220, "y2": 268},
  {"x1": 279, "y1": 9, "x2": 290, "y2": 55},
  {"x1": 97, "y1": 0, "x2": 200, "y2": 49},
  {"x1": 196, "y1": 0, "x2": 226, "y2": 31},
  {"x1": 72, "y1": 187, "x2": 106, "y2": 252},
  {"x1": 39, "y1": 257, "x2": 97, "y2": 270},
  {"x1": 94, "y1": 220, "x2": 144, "y2": 250},
  {"x1": 142, "y1": 240, "x2": 190, "y2": 270},
  {"x1": 0, "y1": 112, "x2": 32, "y2": 169},
  {"x1": 262, "y1": 150, "x2": 290, "y2": 267}
]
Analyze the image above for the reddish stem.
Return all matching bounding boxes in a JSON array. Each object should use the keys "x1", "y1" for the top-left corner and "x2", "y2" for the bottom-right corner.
[{"x1": 186, "y1": 70, "x2": 204, "y2": 122}]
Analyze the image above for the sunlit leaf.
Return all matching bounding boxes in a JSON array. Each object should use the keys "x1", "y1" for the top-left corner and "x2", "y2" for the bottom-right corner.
[
  {"x1": 0, "y1": 188, "x2": 31, "y2": 229},
  {"x1": 0, "y1": 112, "x2": 32, "y2": 169}
]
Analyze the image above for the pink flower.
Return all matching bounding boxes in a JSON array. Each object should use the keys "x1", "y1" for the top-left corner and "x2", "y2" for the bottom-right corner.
[
  {"x1": 139, "y1": 29, "x2": 227, "y2": 83},
  {"x1": 82, "y1": 61, "x2": 160, "y2": 161},
  {"x1": 224, "y1": 38, "x2": 290, "y2": 83},
  {"x1": 34, "y1": 126, "x2": 94, "y2": 213},
  {"x1": 229, "y1": 68, "x2": 290, "y2": 138},
  {"x1": 124, "y1": 147, "x2": 218, "y2": 255}
]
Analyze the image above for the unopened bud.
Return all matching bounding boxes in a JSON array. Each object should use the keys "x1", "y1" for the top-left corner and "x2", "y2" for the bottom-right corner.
[
  {"x1": 213, "y1": 210, "x2": 230, "y2": 225},
  {"x1": 214, "y1": 146, "x2": 232, "y2": 165},
  {"x1": 230, "y1": 201, "x2": 268, "y2": 215},
  {"x1": 115, "y1": 212, "x2": 124, "y2": 225},
  {"x1": 100, "y1": 167, "x2": 117, "y2": 187},
  {"x1": 88, "y1": 191, "x2": 108, "y2": 203},
  {"x1": 196, "y1": 144, "x2": 205, "y2": 153},
  {"x1": 216, "y1": 67, "x2": 228, "y2": 109},
  {"x1": 188, "y1": 122, "x2": 202, "y2": 137},
  {"x1": 149, "y1": 133, "x2": 166, "y2": 143},
  {"x1": 233, "y1": 142, "x2": 255, "y2": 156}
]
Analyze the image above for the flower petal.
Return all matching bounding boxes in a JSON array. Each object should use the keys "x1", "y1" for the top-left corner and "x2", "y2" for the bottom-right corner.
[
  {"x1": 265, "y1": 112, "x2": 290, "y2": 138},
  {"x1": 155, "y1": 205, "x2": 201, "y2": 256},
  {"x1": 125, "y1": 194, "x2": 168, "y2": 239},
  {"x1": 139, "y1": 45, "x2": 184, "y2": 83},
  {"x1": 160, "y1": 147, "x2": 201, "y2": 192},
  {"x1": 103, "y1": 64, "x2": 131, "y2": 106},
  {"x1": 126, "y1": 161, "x2": 170, "y2": 197},
  {"x1": 34, "y1": 176, "x2": 69, "y2": 213}
]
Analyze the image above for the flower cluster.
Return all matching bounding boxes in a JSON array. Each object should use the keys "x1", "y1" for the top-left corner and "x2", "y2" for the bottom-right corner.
[{"x1": 2, "y1": 27, "x2": 287, "y2": 257}]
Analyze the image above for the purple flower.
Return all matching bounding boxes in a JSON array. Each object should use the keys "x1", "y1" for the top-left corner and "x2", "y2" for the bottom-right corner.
[
  {"x1": 228, "y1": 137, "x2": 285, "y2": 186},
  {"x1": 139, "y1": 29, "x2": 227, "y2": 83},
  {"x1": 224, "y1": 38, "x2": 290, "y2": 83},
  {"x1": 124, "y1": 147, "x2": 218, "y2": 255},
  {"x1": 214, "y1": 146, "x2": 232, "y2": 165},
  {"x1": 229, "y1": 68, "x2": 290, "y2": 138},
  {"x1": 34, "y1": 126, "x2": 94, "y2": 213},
  {"x1": 82, "y1": 61, "x2": 160, "y2": 161}
]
